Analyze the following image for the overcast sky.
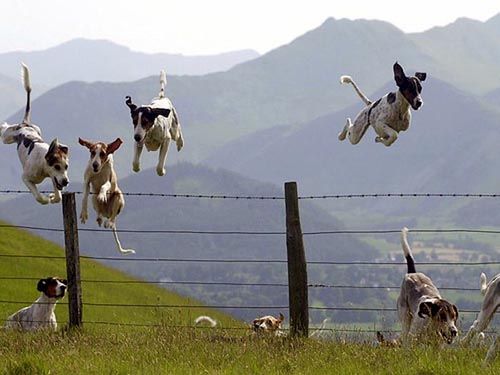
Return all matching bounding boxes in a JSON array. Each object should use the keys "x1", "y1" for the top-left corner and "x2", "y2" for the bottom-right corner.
[{"x1": 1, "y1": 1, "x2": 499, "y2": 55}]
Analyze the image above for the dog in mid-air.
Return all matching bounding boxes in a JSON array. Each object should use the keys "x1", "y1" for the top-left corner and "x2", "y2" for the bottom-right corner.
[
  {"x1": 125, "y1": 70, "x2": 184, "y2": 176},
  {"x1": 462, "y1": 272, "x2": 500, "y2": 366},
  {"x1": 0, "y1": 64, "x2": 69, "y2": 204},
  {"x1": 397, "y1": 227, "x2": 458, "y2": 345},
  {"x1": 79, "y1": 137, "x2": 135, "y2": 255},
  {"x1": 338, "y1": 62, "x2": 426, "y2": 147},
  {"x1": 4, "y1": 277, "x2": 67, "y2": 332}
]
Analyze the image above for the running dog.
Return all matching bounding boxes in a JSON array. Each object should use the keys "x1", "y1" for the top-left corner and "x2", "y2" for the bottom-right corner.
[
  {"x1": 125, "y1": 70, "x2": 184, "y2": 176},
  {"x1": 462, "y1": 273, "x2": 500, "y2": 366},
  {"x1": 397, "y1": 227, "x2": 458, "y2": 345},
  {"x1": 79, "y1": 137, "x2": 135, "y2": 255},
  {"x1": 338, "y1": 62, "x2": 426, "y2": 147},
  {"x1": 0, "y1": 64, "x2": 69, "y2": 204},
  {"x1": 4, "y1": 277, "x2": 67, "y2": 332}
]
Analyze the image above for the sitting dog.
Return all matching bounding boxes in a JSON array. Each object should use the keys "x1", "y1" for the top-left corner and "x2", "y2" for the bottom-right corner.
[
  {"x1": 462, "y1": 272, "x2": 500, "y2": 366},
  {"x1": 397, "y1": 227, "x2": 458, "y2": 345},
  {"x1": 125, "y1": 70, "x2": 184, "y2": 176},
  {"x1": 0, "y1": 63, "x2": 69, "y2": 204},
  {"x1": 252, "y1": 312, "x2": 285, "y2": 336},
  {"x1": 79, "y1": 137, "x2": 135, "y2": 255},
  {"x1": 4, "y1": 277, "x2": 67, "y2": 331},
  {"x1": 338, "y1": 62, "x2": 426, "y2": 147}
]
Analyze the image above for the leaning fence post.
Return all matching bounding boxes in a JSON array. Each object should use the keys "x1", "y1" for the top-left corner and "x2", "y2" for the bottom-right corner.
[
  {"x1": 284, "y1": 181, "x2": 309, "y2": 337},
  {"x1": 62, "y1": 192, "x2": 83, "y2": 328}
]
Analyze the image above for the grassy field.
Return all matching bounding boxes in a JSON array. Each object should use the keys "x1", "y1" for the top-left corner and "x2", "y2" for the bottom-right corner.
[
  {"x1": 1, "y1": 326, "x2": 500, "y2": 374},
  {"x1": 2, "y1": 221, "x2": 500, "y2": 374}
]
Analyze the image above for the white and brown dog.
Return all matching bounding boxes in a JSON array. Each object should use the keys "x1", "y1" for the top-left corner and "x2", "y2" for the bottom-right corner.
[
  {"x1": 462, "y1": 273, "x2": 500, "y2": 366},
  {"x1": 4, "y1": 277, "x2": 67, "y2": 332},
  {"x1": 0, "y1": 64, "x2": 69, "y2": 204},
  {"x1": 125, "y1": 70, "x2": 184, "y2": 176},
  {"x1": 338, "y1": 62, "x2": 426, "y2": 147},
  {"x1": 79, "y1": 137, "x2": 135, "y2": 255},
  {"x1": 397, "y1": 227, "x2": 458, "y2": 345},
  {"x1": 252, "y1": 312, "x2": 285, "y2": 336}
]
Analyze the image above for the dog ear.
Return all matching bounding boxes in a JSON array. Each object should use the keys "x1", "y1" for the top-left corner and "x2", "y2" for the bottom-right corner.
[
  {"x1": 58, "y1": 143, "x2": 69, "y2": 155},
  {"x1": 415, "y1": 72, "x2": 427, "y2": 82},
  {"x1": 393, "y1": 62, "x2": 407, "y2": 87},
  {"x1": 418, "y1": 301, "x2": 440, "y2": 318},
  {"x1": 107, "y1": 138, "x2": 123, "y2": 154},
  {"x1": 62, "y1": 279, "x2": 68, "y2": 286},
  {"x1": 278, "y1": 312, "x2": 285, "y2": 323},
  {"x1": 453, "y1": 305, "x2": 458, "y2": 320},
  {"x1": 151, "y1": 108, "x2": 171, "y2": 119},
  {"x1": 125, "y1": 96, "x2": 137, "y2": 112},
  {"x1": 78, "y1": 137, "x2": 93, "y2": 149},
  {"x1": 37, "y1": 278, "x2": 48, "y2": 292}
]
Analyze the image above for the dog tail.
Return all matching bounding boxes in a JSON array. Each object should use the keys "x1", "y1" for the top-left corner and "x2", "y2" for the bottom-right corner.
[
  {"x1": 340, "y1": 75, "x2": 372, "y2": 106},
  {"x1": 111, "y1": 226, "x2": 136, "y2": 255},
  {"x1": 480, "y1": 273, "x2": 488, "y2": 295},
  {"x1": 159, "y1": 70, "x2": 167, "y2": 99},
  {"x1": 401, "y1": 227, "x2": 416, "y2": 274},
  {"x1": 21, "y1": 63, "x2": 32, "y2": 124},
  {"x1": 194, "y1": 315, "x2": 217, "y2": 327}
]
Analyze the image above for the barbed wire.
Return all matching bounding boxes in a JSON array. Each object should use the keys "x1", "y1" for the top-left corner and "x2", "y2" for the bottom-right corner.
[{"x1": 2, "y1": 189, "x2": 500, "y2": 200}]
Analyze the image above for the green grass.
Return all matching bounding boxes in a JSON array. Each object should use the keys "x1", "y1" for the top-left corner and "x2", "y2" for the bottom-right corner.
[
  {"x1": 0, "y1": 221, "x2": 239, "y2": 328},
  {"x1": 1, "y1": 326, "x2": 500, "y2": 374}
]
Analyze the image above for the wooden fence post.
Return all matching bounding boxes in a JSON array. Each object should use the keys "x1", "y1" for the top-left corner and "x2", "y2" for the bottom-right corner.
[
  {"x1": 284, "y1": 181, "x2": 309, "y2": 337},
  {"x1": 62, "y1": 192, "x2": 83, "y2": 328}
]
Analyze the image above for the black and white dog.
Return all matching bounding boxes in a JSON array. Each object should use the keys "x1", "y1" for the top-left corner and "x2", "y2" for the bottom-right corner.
[
  {"x1": 4, "y1": 277, "x2": 67, "y2": 332},
  {"x1": 125, "y1": 70, "x2": 184, "y2": 176},
  {"x1": 338, "y1": 62, "x2": 426, "y2": 147},
  {"x1": 0, "y1": 64, "x2": 69, "y2": 204}
]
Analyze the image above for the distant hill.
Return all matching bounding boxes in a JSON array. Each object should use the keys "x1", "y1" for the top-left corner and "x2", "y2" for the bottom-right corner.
[
  {"x1": 0, "y1": 38, "x2": 260, "y2": 85},
  {"x1": 0, "y1": 163, "x2": 381, "y2": 322}
]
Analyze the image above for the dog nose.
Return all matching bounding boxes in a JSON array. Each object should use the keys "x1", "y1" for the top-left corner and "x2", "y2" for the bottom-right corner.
[
  {"x1": 451, "y1": 328, "x2": 458, "y2": 337},
  {"x1": 92, "y1": 162, "x2": 99, "y2": 170},
  {"x1": 62, "y1": 178, "x2": 69, "y2": 187},
  {"x1": 134, "y1": 134, "x2": 142, "y2": 142}
]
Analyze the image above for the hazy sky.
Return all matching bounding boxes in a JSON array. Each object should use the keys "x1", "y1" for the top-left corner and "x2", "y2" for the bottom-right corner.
[{"x1": 2, "y1": 1, "x2": 499, "y2": 55}]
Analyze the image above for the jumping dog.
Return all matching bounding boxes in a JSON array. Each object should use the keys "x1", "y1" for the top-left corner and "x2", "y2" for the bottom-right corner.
[
  {"x1": 338, "y1": 62, "x2": 426, "y2": 147},
  {"x1": 0, "y1": 64, "x2": 69, "y2": 204},
  {"x1": 125, "y1": 70, "x2": 184, "y2": 176},
  {"x1": 79, "y1": 137, "x2": 135, "y2": 255}
]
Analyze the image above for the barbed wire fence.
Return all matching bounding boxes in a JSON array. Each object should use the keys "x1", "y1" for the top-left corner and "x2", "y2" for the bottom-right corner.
[{"x1": 1, "y1": 182, "x2": 500, "y2": 337}]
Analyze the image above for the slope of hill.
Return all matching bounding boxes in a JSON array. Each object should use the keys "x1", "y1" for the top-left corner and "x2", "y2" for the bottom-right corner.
[
  {"x1": 408, "y1": 13, "x2": 500, "y2": 94},
  {"x1": 0, "y1": 220, "x2": 238, "y2": 327},
  {"x1": 0, "y1": 163, "x2": 382, "y2": 322},
  {"x1": 0, "y1": 38, "x2": 260, "y2": 85}
]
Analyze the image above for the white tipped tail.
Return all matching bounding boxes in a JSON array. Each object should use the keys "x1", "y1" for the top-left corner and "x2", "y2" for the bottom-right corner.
[
  {"x1": 159, "y1": 70, "x2": 167, "y2": 98},
  {"x1": 194, "y1": 315, "x2": 217, "y2": 327},
  {"x1": 21, "y1": 63, "x2": 32, "y2": 124},
  {"x1": 401, "y1": 227, "x2": 412, "y2": 258},
  {"x1": 339, "y1": 74, "x2": 372, "y2": 106},
  {"x1": 112, "y1": 227, "x2": 136, "y2": 255},
  {"x1": 480, "y1": 273, "x2": 488, "y2": 295}
]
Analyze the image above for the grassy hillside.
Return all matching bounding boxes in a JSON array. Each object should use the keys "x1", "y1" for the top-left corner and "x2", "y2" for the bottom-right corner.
[{"x1": 0, "y1": 220, "x2": 239, "y2": 328}]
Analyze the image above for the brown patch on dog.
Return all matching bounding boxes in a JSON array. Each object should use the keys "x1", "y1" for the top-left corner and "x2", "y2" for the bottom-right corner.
[
  {"x1": 37, "y1": 277, "x2": 67, "y2": 298},
  {"x1": 252, "y1": 312, "x2": 285, "y2": 333}
]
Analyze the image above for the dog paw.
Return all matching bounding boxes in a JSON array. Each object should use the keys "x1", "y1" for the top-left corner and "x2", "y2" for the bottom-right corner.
[
  {"x1": 156, "y1": 166, "x2": 165, "y2": 176},
  {"x1": 49, "y1": 193, "x2": 61, "y2": 204},
  {"x1": 97, "y1": 192, "x2": 108, "y2": 203},
  {"x1": 37, "y1": 196, "x2": 50, "y2": 205},
  {"x1": 375, "y1": 136, "x2": 383, "y2": 143},
  {"x1": 80, "y1": 212, "x2": 88, "y2": 224},
  {"x1": 133, "y1": 163, "x2": 140, "y2": 172},
  {"x1": 104, "y1": 220, "x2": 115, "y2": 229},
  {"x1": 96, "y1": 217, "x2": 103, "y2": 227}
]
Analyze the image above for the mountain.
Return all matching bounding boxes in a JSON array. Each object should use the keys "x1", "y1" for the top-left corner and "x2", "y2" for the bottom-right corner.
[
  {"x1": 0, "y1": 38, "x2": 260, "y2": 85},
  {"x1": 408, "y1": 13, "x2": 500, "y2": 94},
  {"x1": 0, "y1": 163, "x2": 380, "y2": 321},
  {"x1": 204, "y1": 77, "x2": 500, "y2": 221}
]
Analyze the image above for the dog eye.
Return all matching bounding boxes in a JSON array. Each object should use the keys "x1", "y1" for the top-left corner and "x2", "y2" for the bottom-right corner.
[
  {"x1": 54, "y1": 165, "x2": 61, "y2": 171},
  {"x1": 65, "y1": 165, "x2": 68, "y2": 170},
  {"x1": 91, "y1": 151, "x2": 96, "y2": 157},
  {"x1": 100, "y1": 152, "x2": 105, "y2": 158}
]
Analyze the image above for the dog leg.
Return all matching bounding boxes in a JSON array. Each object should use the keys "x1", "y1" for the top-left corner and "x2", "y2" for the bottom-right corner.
[
  {"x1": 340, "y1": 118, "x2": 370, "y2": 145},
  {"x1": 23, "y1": 178, "x2": 50, "y2": 205},
  {"x1": 49, "y1": 180, "x2": 62, "y2": 204},
  {"x1": 462, "y1": 304, "x2": 497, "y2": 346},
  {"x1": 132, "y1": 143, "x2": 143, "y2": 173},
  {"x1": 156, "y1": 138, "x2": 171, "y2": 176},
  {"x1": 97, "y1": 181, "x2": 111, "y2": 203},
  {"x1": 338, "y1": 119, "x2": 350, "y2": 141},
  {"x1": 483, "y1": 333, "x2": 500, "y2": 367},
  {"x1": 80, "y1": 181, "x2": 90, "y2": 224},
  {"x1": 374, "y1": 123, "x2": 398, "y2": 147}
]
